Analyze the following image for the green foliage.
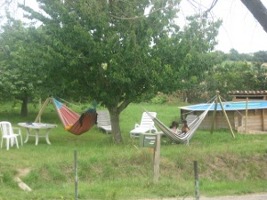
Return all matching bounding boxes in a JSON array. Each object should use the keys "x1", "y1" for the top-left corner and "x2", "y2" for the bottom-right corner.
[
  {"x1": 21, "y1": 0, "x2": 177, "y2": 103},
  {"x1": 253, "y1": 51, "x2": 267, "y2": 62},
  {"x1": 227, "y1": 49, "x2": 267, "y2": 63},
  {"x1": 153, "y1": 15, "x2": 222, "y2": 102},
  {"x1": 150, "y1": 93, "x2": 168, "y2": 104},
  {"x1": 0, "y1": 17, "x2": 63, "y2": 116},
  {"x1": 205, "y1": 60, "x2": 267, "y2": 98},
  {"x1": 0, "y1": 21, "x2": 36, "y2": 99}
]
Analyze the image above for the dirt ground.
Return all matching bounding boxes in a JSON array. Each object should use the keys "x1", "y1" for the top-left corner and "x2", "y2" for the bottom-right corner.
[{"x1": 140, "y1": 192, "x2": 267, "y2": 200}]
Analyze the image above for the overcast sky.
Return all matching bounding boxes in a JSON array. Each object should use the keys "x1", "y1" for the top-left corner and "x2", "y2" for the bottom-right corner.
[
  {"x1": 4, "y1": 0, "x2": 267, "y2": 54},
  {"x1": 178, "y1": 0, "x2": 267, "y2": 54}
]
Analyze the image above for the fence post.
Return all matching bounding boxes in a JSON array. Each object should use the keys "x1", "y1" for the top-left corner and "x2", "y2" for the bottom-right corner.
[
  {"x1": 74, "y1": 150, "x2": 78, "y2": 200},
  {"x1": 153, "y1": 133, "x2": 161, "y2": 183},
  {"x1": 194, "y1": 160, "x2": 199, "y2": 200}
]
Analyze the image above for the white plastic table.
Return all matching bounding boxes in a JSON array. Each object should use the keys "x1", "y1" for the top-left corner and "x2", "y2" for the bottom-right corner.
[{"x1": 18, "y1": 122, "x2": 57, "y2": 145}]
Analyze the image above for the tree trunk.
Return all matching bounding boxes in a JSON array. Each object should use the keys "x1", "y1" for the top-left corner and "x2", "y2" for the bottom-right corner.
[
  {"x1": 108, "y1": 107, "x2": 123, "y2": 144},
  {"x1": 240, "y1": 0, "x2": 267, "y2": 33},
  {"x1": 20, "y1": 96, "x2": 28, "y2": 117}
]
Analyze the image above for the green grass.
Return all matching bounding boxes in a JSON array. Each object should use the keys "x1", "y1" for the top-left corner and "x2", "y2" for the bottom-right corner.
[{"x1": 0, "y1": 102, "x2": 267, "y2": 200}]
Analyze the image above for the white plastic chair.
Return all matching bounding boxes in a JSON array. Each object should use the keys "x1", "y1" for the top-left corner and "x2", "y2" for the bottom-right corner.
[
  {"x1": 0, "y1": 121, "x2": 23, "y2": 150},
  {"x1": 130, "y1": 112, "x2": 158, "y2": 138}
]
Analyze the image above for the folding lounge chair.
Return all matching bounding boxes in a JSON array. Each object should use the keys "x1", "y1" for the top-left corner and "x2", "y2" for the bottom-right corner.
[
  {"x1": 97, "y1": 110, "x2": 112, "y2": 133},
  {"x1": 130, "y1": 112, "x2": 158, "y2": 138}
]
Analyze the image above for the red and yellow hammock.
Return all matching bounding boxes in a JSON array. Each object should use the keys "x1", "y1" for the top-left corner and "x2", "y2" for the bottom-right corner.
[{"x1": 35, "y1": 98, "x2": 97, "y2": 135}]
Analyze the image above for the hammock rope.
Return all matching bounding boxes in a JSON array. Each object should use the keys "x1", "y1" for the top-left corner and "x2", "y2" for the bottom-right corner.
[{"x1": 181, "y1": 95, "x2": 217, "y2": 118}]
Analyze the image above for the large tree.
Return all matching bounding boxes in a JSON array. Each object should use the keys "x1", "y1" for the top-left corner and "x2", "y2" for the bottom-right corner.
[
  {"x1": 19, "y1": 0, "x2": 220, "y2": 143},
  {"x1": 0, "y1": 18, "x2": 52, "y2": 116}
]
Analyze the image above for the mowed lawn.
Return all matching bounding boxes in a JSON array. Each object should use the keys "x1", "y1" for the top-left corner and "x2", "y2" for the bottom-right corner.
[{"x1": 0, "y1": 102, "x2": 266, "y2": 200}]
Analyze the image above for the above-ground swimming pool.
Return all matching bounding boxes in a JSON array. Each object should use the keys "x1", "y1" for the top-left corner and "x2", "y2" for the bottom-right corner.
[
  {"x1": 179, "y1": 100, "x2": 267, "y2": 132},
  {"x1": 180, "y1": 100, "x2": 267, "y2": 111}
]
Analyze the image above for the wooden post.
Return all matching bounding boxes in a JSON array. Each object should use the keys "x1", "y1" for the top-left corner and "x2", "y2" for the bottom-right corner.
[
  {"x1": 74, "y1": 150, "x2": 78, "y2": 200},
  {"x1": 217, "y1": 95, "x2": 235, "y2": 138},
  {"x1": 210, "y1": 97, "x2": 218, "y2": 134},
  {"x1": 153, "y1": 133, "x2": 161, "y2": 183},
  {"x1": 194, "y1": 161, "x2": 200, "y2": 200},
  {"x1": 261, "y1": 109, "x2": 265, "y2": 131},
  {"x1": 34, "y1": 98, "x2": 51, "y2": 123},
  {"x1": 245, "y1": 98, "x2": 248, "y2": 133}
]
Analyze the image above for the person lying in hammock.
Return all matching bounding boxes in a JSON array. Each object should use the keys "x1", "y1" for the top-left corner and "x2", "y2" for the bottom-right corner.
[
  {"x1": 181, "y1": 120, "x2": 190, "y2": 134},
  {"x1": 169, "y1": 121, "x2": 180, "y2": 133}
]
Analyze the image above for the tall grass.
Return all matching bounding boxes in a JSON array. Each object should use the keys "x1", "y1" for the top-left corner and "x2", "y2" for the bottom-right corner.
[{"x1": 0, "y1": 102, "x2": 266, "y2": 199}]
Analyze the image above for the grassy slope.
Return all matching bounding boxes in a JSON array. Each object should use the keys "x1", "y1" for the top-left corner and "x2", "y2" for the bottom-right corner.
[{"x1": 0, "y1": 102, "x2": 266, "y2": 200}]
